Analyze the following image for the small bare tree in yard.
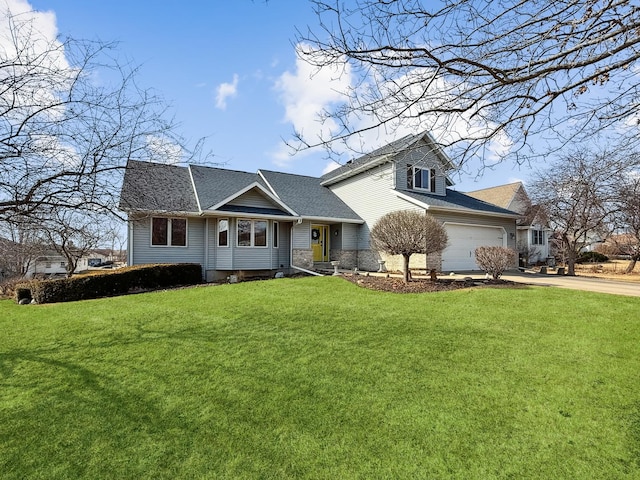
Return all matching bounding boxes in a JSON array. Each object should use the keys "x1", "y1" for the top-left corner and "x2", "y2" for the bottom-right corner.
[
  {"x1": 475, "y1": 246, "x2": 517, "y2": 280},
  {"x1": 38, "y1": 209, "x2": 111, "y2": 277},
  {"x1": 615, "y1": 176, "x2": 640, "y2": 273},
  {"x1": 370, "y1": 211, "x2": 448, "y2": 283},
  {"x1": 0, "y1": 219, "x2": 47, "y2": 279},
  {"x1": 529, "y1": 146, "x2": 638, "y2": 276}
]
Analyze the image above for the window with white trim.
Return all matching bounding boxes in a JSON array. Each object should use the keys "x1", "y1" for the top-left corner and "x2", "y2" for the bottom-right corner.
[
  {"x1": 237, "y1": 219, "x2": 268, "y2": 247},
  {"x1": 218, "y1": 219, "x2": 229, "y2": 247},
  {"x1": 407, "y1": 165, "x2": 436, "y2": 192},
  {"x1": 273, "y1": 221, "x2": 279, "y2": 248},
  {"x1": 151, "y1": 217, "x2": 187, "y2": 246},
  {"x1": 532, "y1": 229, "x2": 544, "y2": 245}
]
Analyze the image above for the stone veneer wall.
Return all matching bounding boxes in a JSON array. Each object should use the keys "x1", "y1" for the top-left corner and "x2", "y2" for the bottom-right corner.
[
  {"x1": 292, "y1": 249, "x2": 313, "y2": 270},
  {"x1": 377, "y1": 251, "x2": 443, "y2": 273},
  {"x1": 330, "y1": 249, "x2": 358, "y2": 269},
  {"x1": 357, "y1": 249, "x2": 381, "y2": 272}
]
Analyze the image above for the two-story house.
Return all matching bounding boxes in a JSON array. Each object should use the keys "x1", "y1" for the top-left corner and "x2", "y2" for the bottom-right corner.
[{"x1": 119, "y1": 131, "x2": 519, "y2": 280}]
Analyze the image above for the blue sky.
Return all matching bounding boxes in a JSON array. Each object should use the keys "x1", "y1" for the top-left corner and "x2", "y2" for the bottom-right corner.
[{"x1": 7, "y1": 0, "x2": 531, "y2": 191}]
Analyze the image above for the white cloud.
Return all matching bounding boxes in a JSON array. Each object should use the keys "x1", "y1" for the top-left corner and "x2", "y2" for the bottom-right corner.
[
  {"x1": 273, "y1": 42, "x2": 514, "y2": 171},
  {"x1": 322, "y1": 160, "x2": 341, "y2": 175},
  {"x1": 146, "y1": 135, "x2": 185, "y2": 164},
  {"x1": 1, "y1": 0, "x2": 58, "y2": 40},
  {"x1": 272, "y1": 43, "x2": 353, "y2": 167},
  {"x1": 215, "y1": 74, "x2": 239, "y2": 110},
  {"x1": 1, "y1": 0, "x2": 73, "y2": 118}
]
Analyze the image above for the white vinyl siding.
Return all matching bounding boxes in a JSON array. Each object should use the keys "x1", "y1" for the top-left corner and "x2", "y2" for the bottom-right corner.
[
  {"x1": 131, "y1": 216, "x2": 205, "y2": 266},
  {"x1": 393, "y1": 142, "x2": 447, "y2": 196},
  {"x1": 228, "y1": 189, "x2": 278, "y2": 209},
  {"x1": 292, "y1": 221, "x2": 312, "y2": 249},
  {"x1": 329, "y1": 163, "x2": 423, "y2": 249},
  {"x1": 275, "y1": 222, "x2": 291, "y2": 268},
  {"x1": 341, "y1": 223, "x2": 359, "y2": 250}
]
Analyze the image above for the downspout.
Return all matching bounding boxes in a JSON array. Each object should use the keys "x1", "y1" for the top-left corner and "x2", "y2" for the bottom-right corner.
[
  {"x1": 290, "y1": 219, "x2": 322, "y2": 276},
  {"x1": 128, "y1": 219, "x2": 134, "y2": 266},
  {"x1": 203, "y1": 217, "x2": 209, "y2": 281}
]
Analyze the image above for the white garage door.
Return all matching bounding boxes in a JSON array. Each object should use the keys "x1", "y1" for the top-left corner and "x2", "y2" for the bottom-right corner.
[{"x1": 442, "y1": 224, "x2": 505, "y2": 271}]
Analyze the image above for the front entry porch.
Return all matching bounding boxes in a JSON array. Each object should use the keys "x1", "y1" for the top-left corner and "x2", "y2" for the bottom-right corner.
[{"x1": 311, "y1": 224, "x2": 330, "y2": 262}]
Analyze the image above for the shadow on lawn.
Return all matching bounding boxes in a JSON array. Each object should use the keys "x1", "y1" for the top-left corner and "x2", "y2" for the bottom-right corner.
[{"x1": 0, "y1": 341, "x2": 196, "y2": 477}]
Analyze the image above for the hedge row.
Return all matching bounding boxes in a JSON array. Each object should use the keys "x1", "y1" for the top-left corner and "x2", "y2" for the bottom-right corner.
[{"x1": 16, "y1": 263, "x2": 202, "y2": 304}]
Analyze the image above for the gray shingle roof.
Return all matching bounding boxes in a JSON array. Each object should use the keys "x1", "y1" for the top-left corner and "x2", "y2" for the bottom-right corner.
[
  {"x1": 259, "y1": 170, "x2": 362, "y2": 221},
  {"x1": 398, "y1": 188, "x2": 519, "y2": 216},
  {"x1": 119, "y1": 161, "x2": 362, "y2": 221},
  {"x1": 320, "y1": 131, "x2": 455, "y2": 185},
  {"x1": 189, "y1": 165, "x2": 268, "y2": 210},
  {"x1": 119, "y1": 160, "x2": 199, "y2": 212}
]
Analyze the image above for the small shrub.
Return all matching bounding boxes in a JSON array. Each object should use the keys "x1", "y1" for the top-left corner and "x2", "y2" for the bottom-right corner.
[
  {"x1": 576, "y1": 251, "x2": 609, "y2": 264},
  {"x1": 1, "y1": 276, "x2": 28, "y2": 298},
  {"x1": 475, "y1": 246, "x2": 517, "y2": 279}
]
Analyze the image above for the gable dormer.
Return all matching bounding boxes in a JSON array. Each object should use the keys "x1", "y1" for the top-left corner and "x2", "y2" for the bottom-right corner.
[
  {"x1": 321, "y1": 131, "x2": 455, "y2": 196},
  {"x1": 393, "y1": 136, "x2": 453, "y2": 197}
]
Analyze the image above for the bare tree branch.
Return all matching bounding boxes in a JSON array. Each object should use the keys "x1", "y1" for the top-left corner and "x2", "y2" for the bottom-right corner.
[
  {"x1": 1, "y1": 11, "x2": 209, "y2": 223},
  {"x1": 296, "y1": 0, "x2": 640, "y2": 167},
  {"x1": 529, "y1": 144, "x2": 640, "y2": 275}
]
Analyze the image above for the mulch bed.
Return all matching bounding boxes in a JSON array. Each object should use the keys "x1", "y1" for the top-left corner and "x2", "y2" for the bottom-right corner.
[{"x1": 342, "y1": 273, "x2": 524, "y2": 293}]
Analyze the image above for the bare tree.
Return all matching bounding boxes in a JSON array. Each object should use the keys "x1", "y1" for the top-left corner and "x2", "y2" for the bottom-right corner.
[
  {"x1": 370, "y1": 210, "x2": 448, "y2": 283},
  {"x1": 475, "y1": 246, "x2": 517, "y2": 279},
  {"x1": 37, "y1": 209, "x2": 110, "y2": 277},
  {"x1": 614, "y1": 175, "x2": 640, "y2": 273},
  {"x1": 0, "y1": 219, "x2": 47, "y2": 278},
  {"x1": 1, "y1": 10, "x2": 195, "y2": 223},
  {"x1": 516, "y1": 241, "x2": 541, "y2": 268},
  {"x1": 297, "y1": 1, "x2": 640, "y2": 166},
  {"x1": 529, "y1": 146, "x2": 636, "y2": 275}
]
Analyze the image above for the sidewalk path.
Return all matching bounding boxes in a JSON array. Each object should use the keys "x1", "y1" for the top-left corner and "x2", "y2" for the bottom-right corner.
[{"x1": 500, "y1": 271, "x2": 640, "y2": 297}]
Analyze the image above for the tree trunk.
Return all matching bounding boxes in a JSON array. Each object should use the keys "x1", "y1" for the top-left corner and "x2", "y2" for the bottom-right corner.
[
  {"x1": 625, "y1": 257, "x2": 638, "y2": 274},
  {"x1": 402, "y1": 254, "x2": 411, "y2": 283},
  {"x1": 564, "y1": 235, "x2": 577, "y2": 276}
]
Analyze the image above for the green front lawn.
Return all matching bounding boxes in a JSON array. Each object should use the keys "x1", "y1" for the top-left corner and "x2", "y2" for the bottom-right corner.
[{"x1": 1, "y1": 277, "x2": 639, "y2": 479}]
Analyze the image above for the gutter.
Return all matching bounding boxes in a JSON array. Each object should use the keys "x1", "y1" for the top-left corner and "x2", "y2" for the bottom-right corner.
[{"x1": 289, "y1": 221, "x2": 323, "y2": 277}]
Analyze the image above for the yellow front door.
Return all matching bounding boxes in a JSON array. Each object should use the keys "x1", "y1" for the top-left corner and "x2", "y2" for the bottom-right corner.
[{"x1": 311, "y1": 225, "x2": 329, "y2": 262}]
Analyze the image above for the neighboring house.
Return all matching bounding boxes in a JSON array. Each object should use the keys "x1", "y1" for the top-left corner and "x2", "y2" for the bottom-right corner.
[
  {"x1": 595, "y1": 233, "x2": 639, "y2": 257},
  {"x1": 1, "y1": 237, "x2": 106, "y2": 279},
  {"x1": 466, "y1": 182, "x2": 551, "y2": 265},
  {"x1": 119, "y1": 132, "x2": 520, "y2": 279},
  {"x1": 25, "y1": 251, "x2": 108, "y2": 278},
  {"x1": 25, "y1": 250, "x2": 106, "y2": 278}
]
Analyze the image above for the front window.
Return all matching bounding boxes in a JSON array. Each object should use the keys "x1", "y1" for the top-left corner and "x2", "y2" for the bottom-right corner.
[
  {"x1": 407, "y1": 165, "x2": 436, "y2": 192},
  {"x1": 532, "y1": 229, "x2": 544, "y2": 245},
  {"x1": 218, "y1": 219, "x2": 229, "y2": 247},
  {"x1": 152, "y1": 217, "x2": 187, "y2": 246},
  {"x1": 237, "y1": 219, "x2": 252, "y2": 246},
  {"x1": 237, "y1": 219, "x2": 269, "y2": 247},
  {"x1": 273, "y1": 221, "x2": 279, "y2": 248}
]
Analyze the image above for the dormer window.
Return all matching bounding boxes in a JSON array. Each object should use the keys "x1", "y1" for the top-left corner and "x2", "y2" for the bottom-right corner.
[{"x1": 407, "y1": 165, "x2": 436, "y2": 192}]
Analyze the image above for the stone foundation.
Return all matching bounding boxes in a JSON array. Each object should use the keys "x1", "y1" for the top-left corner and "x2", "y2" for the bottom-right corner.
[
  {"x1": 357, "y1": 250, "x2": 382, "y2": 272},
  {"x1": 380, "y1": 252, "x2": 443, "y2": 274},
  {"x1": 330, "y1": 249, "x2": 358, "y2": 269},
  {"x1": 292, "y1": 249, "x2": 313, "y2": 270}
]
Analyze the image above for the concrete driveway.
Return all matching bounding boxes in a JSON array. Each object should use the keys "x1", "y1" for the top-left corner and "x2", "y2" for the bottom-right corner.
[{"x1": 500, "y1": 271, "x2": 640, "y2": 297}]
